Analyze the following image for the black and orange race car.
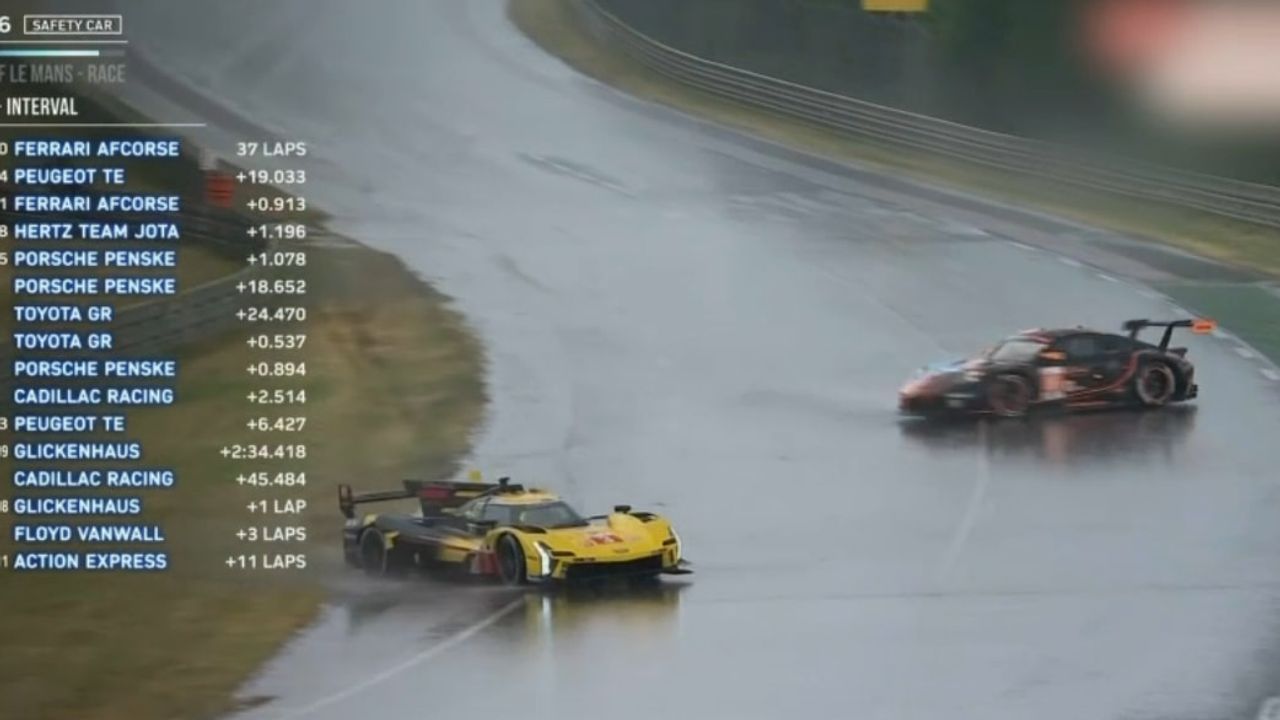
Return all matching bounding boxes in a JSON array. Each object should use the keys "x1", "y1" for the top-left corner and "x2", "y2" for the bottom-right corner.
[{"x1": 898, "y1": 318, "x2": 1216, "y2": 418}]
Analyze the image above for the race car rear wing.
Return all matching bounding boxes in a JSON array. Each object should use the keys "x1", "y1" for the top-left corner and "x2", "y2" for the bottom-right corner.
[
  {"x1": 338, "y1": 476, "x2": 520, "y2": 519},
  {"x1": 1122, "y1": 318, "x2": 1216, "y2": 350}
]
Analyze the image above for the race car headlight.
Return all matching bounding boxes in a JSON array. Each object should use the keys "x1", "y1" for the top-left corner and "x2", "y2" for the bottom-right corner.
[
  {"x1": 668, "y1": 528, "x2": 682, "y2": 562},
  {"x1": 534, "y1": 542, "x2": 554, "y2": 577}
]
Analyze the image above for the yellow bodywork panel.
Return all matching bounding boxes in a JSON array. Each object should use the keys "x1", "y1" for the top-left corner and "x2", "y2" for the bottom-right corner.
[
  {"x1": 487, "y1": 490, "x2": 561, "y2": 506},
  {"x1": 488, "y1": 511, "x2": 678, "y2": 579},
  {"x1": 436, "y1": 535, "x2": 483, "y2": 563}
]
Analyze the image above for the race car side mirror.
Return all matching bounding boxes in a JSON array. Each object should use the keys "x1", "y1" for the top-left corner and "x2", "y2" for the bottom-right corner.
[
  {"x1": 613, "y1": 505, "x2": 632, "y2": 514},
  {"x1": 468, "y1": 519, "x2": 497, "y2": 532}
]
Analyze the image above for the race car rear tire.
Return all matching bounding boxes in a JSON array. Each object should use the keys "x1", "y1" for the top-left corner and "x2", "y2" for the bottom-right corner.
[
  {"x1": 988, "y1": 374, "x2": 1032, "y2": 418},
  {"x1": 496, "y1": 534, "x2": 529, "y2": 586},
  {"x1": 1134, "y1": 361, "x2": 1177, "y2": 407}
]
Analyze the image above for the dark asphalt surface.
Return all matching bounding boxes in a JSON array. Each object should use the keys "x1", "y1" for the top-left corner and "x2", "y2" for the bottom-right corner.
[{"x1": 111, "y1": 1, "x2": 1280, "y2": 718}]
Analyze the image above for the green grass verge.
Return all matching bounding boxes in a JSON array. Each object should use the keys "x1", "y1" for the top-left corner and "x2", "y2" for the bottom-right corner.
[
  {"x1": 0, "y1": 241, "x2": 486, "y2": 720},
  {"x1": 1154, "y1": 283, "x2": 1280, "y2": 364},
  {"x1": 508, "y1": 0, "x2": 1280, "y2": 277}
]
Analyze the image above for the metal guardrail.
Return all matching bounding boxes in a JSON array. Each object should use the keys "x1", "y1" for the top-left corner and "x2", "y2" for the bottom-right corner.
[
  {"x1": 577, "y1": 0, "x2": 1280, "y2": 229},
  {"x1": 0, "y1": 204, "x2": 267, "y2": 378}
]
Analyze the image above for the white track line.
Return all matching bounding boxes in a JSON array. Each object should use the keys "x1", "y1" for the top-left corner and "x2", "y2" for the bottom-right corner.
[
  {"x1": 1057, "y1": 256, "x2": 1083, "y2": 268},
  {"x1": 1262, "y1": 369, "x2": 1280, "y2": 382},
  {"x1": 1235, "y1": 347, "x2": 1258, "y2": 360},
  {"x1": 268, "y1": 597, "x2": 525, "y2": 719},
  {"x1": 937, "y1": 422, "x2": 993, "y2": 586},
  {"x1": 1095, "y1": 273, "x2": 1118, "y2": 283},
  {"x1": 1006, "y1": 241, "x2": 1037, "y2": 252}
]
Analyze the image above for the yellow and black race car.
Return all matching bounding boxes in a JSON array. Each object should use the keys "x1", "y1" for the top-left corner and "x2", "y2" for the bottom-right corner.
[{"x1": 338, "y1": 474, "x2": 689, "y2": 585}]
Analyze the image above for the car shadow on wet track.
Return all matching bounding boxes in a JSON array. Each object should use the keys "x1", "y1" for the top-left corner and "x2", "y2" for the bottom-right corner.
[
  {"x1": 333, "y1": 579, "x2": 694, "y2": 677},
  {"x1": 898, "y1": 406, "x2": 1199, "y2": 466},
  {"x1": 508, "y1": 579, "x2": 692, "y2": 637},
  {"x1": 327, "y1": 569, "x2": 692, "y2": 635}
]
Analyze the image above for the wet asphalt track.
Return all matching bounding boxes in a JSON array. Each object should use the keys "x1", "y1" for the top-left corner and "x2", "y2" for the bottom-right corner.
[{"x1": 111, "y1": 1, "x2": 1280, "y2": 718}]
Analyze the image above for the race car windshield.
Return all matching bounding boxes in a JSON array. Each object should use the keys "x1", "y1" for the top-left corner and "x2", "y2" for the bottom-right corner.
[
  {"x1": 508, "y1": 502, "x2": 588, "y2": 528},
  {"x1": 987, "y1": 338, "x2": 1047, "y2": 363}
]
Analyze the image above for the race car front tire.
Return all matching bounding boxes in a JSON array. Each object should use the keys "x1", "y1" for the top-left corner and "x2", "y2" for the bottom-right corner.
[
  {"x1": 988, "y1": 374, "x2": 1032, "y2": 418},
  {"x1": 496, "y1": 534, "x2": 529, "y2": 586}
]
